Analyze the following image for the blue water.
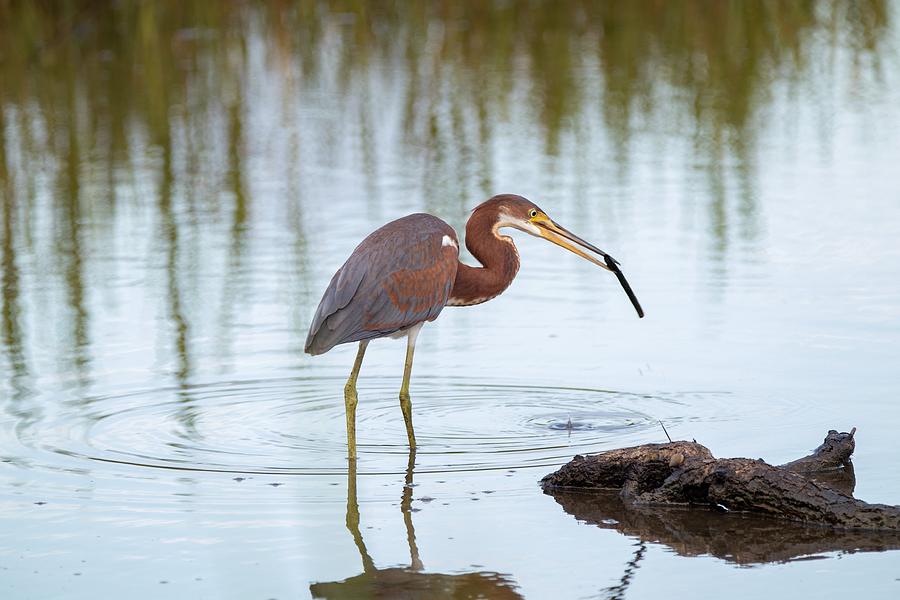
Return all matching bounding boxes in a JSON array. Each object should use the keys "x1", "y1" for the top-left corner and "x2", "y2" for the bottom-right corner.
[{"x1": 2, "y1": 3, "x2": 900, "y2": 598}]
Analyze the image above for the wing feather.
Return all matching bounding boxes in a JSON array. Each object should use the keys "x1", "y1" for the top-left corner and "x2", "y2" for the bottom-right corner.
[{"x1": 305, "y1": 214, "x2": 458, "y2": 355}]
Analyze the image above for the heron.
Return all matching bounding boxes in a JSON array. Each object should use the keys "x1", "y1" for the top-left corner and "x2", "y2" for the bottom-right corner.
[{"x1": 305, "y1": 194, "x2": 643, "y2": 456}]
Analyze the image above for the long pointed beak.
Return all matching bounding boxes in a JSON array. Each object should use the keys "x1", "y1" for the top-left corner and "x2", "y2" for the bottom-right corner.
[{"x1": 536, "y1": 219, "x2": 645, "y2": 318}]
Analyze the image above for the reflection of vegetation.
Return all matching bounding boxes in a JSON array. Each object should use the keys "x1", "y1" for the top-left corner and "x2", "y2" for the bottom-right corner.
[
  {"x1": 0, "y1": 1, "x2": 891, "y2": 382},
  {"x1": 0, "y1": 1, "x2": 888, "y2": 179},
  {"x1": 58, "y1": 52, "x2": 91, "y2": 387},
  {"x1": 0, "y1": 103, "x2": 38, "y2": 443},
  {"x1": 0, "y1": 105, "x2": 26, "y2": 391},
  {"x1": 310, "y1": 452, "x2": 522, "y2": 599}
]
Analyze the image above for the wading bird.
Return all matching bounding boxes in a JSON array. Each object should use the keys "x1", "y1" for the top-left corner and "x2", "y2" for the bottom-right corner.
[{"x1": 305, "y1": 194, "x2": 643, "y2": 456}]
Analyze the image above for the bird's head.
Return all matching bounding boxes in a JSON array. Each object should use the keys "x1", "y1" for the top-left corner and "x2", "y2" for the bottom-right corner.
[{"x1": 475, "y1": 194, "x2": 644, "y2": 318}]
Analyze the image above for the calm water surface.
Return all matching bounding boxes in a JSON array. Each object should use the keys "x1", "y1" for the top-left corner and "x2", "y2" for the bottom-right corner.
[{"x1": 2, "y1": 2, "x2": 900, "y2": 598}]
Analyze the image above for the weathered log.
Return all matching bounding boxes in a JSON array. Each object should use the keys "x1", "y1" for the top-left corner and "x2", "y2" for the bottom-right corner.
[
  {"x1": 541, "y1": 429, "x2": 900, "y2": 531},
  {"x1": 781, "y1": 428, "x2": 856, "y2": 495},
  {"x1": 782, "y1": 428, "x2": 856, "y2": 472}
]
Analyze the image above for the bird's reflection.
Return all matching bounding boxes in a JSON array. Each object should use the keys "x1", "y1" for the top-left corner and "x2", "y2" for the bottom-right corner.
[
  {"x1": 546, "y1": 488, "x2": 900, "y2": 567},
  {"x1": 310, "y1": 451, "x2": 522, "y2": 600}
]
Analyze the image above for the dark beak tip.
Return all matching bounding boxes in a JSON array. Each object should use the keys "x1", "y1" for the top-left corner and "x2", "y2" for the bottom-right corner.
[
  {"x1": 552, "y1": 224, "x2": 642, "y2": 318},
  {"x1": 605, "y1": 259, "x2": 643, "y2": 319}
]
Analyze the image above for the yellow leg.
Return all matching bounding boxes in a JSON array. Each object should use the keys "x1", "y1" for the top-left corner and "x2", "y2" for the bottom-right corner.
[
  {"x1": 399, "y1": 325, "x2": 422, "y2": 449},
  {"x1": 344, "y1": 340, "x2": 369, "y2": 458},
  {"x1": 401, "y1": 447, "x2": 423, "y2": 570},
  {"x1": 345, "y1": 456, "x2": 375, "y2": 573}
]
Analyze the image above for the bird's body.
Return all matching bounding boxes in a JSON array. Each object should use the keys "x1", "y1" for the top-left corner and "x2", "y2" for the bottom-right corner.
[
  {"x1": 306, "y1": 194, "x2": 643, "y2": 456},
  {"x1": 305, "y1": 214, "x2": 459, "y2": 356}
]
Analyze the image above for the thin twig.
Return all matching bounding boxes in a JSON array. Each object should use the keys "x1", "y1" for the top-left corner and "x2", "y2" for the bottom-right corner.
[{"x1": 659, "y1": 420, "x2": 672, "y2": 443}]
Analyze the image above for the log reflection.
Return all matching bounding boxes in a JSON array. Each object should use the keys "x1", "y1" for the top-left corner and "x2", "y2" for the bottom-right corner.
[{"x1": 546, "y1": 488, "x2": 900, "y2": 566}]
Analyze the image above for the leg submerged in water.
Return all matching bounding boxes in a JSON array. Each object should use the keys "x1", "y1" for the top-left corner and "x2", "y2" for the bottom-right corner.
[
  {"x1": 399, "y1": 324, "x2": 422, "y2": 449},
  {"x1": 344, "y1": 340, "x2": 369, "y2": 458}
]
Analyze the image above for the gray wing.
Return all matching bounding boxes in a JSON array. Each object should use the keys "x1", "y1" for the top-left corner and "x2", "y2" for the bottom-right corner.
[{"x1": 305, "y1": 214, "x2": 459, "y2": 355}]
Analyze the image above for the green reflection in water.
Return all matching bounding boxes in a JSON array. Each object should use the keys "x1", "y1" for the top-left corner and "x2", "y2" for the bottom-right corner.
[
  {"x1": 0, "y1": 1, "x2": 891, "y2": 403},
  {"x1": 1, "y1": 104, "x2": 30, "y2": 399},
  {"x1": 157, "y1": 117, "x2": 198, "y2": 436},
  {"x1": 58, "y1": 41, "x2": 91, "y2": 389},
  {"x1": 1, "y1": 103, "x2": 39, "y2": 465},
  {"x1": 1, "y1": 2, "x2": 887, "y2": 185}
]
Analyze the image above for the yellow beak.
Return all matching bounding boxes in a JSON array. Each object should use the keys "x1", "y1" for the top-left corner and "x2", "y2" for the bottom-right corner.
[
  {"x1": 534, "y1": 218, "x2": 645, "y2": 318},
  {"x1": 535, "y1": 219, "x2": 615, "y2": 271}
]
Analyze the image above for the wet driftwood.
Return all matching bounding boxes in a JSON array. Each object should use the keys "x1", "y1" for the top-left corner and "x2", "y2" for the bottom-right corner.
[{"x1": 541, "y1": 429, "x2": 900, "y2": 530}]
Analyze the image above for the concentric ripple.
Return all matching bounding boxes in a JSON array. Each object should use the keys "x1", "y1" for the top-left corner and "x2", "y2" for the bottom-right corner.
[{"x1": 10, "y1": 376, "x2": 715, "y2": 477}]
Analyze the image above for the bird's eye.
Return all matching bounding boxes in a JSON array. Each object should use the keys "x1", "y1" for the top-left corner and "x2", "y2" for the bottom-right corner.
[{"x1": 529, "y1": 209, "x2": 538, "y2": 218}]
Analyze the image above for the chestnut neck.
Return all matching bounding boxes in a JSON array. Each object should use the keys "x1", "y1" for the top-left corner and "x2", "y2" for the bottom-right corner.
[{"x1": 448, "y1": 208, "x2": 520, "y2": 306}]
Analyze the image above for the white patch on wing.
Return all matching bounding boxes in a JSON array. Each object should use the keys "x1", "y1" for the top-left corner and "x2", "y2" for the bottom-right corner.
[{"x1": 441, "y1": 234, "x2": 458, "y2": 249}]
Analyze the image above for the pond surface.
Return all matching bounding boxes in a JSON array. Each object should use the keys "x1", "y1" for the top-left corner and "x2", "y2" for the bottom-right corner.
[{"x1": 2, "y1": 2, "x2": 900, "y2": 598}]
